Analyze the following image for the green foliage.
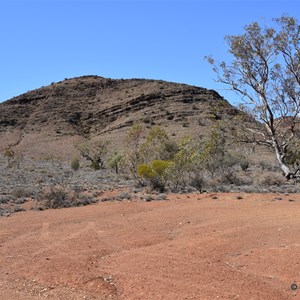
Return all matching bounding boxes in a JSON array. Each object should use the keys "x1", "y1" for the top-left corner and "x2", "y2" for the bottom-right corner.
[
  {"x1": 138, "y1": 163, "x2": 155, "y2": 179},
  {"x1": 200, "y1": 126, "x2": 226, "y2": 178},
  {"x1": 107, "y1": 152, "x2": 123, "y2": 174},
  {"x1": 123, "y1": 124, "x2": 145, "y2": 185},
  {"x1": 152, "y1": 160, "x2": 172, "y2": 177},
  {"x1": 140, "y1": 126, "x2": 170, "y2": 163},
  {"x1": 168, "y1": 136, "x2": 198, "y2": 190},
  {"x1": 162, "y1": 139, "x2": 179, "y2": 160},
  {"x1": 124, "y1": 124, "x2": 241, "y2": 190},
  {"x1": 200, "y1": 126, "x2": 239, "y2": 178},
  {"x1": 3, "y1": 148, "x2": 23, "y2": 169},
  {"x1": 285, "y1": 141, "x2": 300, "y2": 168},
  {"x1": 138, "y1": 160, "x2": 173, "y2": 192},
  {"x1": 3, "y1": 148, "x2": 15, "y2": 167},
  {"x1": 70, "y1": 156, "x2": 80, "y2": 171},
  {"x1": 125, "y1": 123, "x2": 144, "y2": 150},
  {"x1": 123, "y1": 124, "x2": 176, "y2": 186},
  {"x1": 239, "y1": 157, "x2": 250, "y2": 172},
  {"x1": 3, "y1": 148, "x2": 14, "y2": 158},
  {"x1": 206, "y1": 16, "x2": 300, "y2": 179},
  {"x1": 75, "y1": 140, "x2": 108, "y2": 170}
]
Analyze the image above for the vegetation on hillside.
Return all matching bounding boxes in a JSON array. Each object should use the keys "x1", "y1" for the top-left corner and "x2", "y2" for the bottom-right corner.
[{"x1": 119, "y1": 124, "x2": 250, "y2": 192}]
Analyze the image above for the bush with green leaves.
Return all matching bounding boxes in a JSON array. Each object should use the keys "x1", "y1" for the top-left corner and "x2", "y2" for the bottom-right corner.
[
  {"x1": 107, "y1": 152, "x2": 123, "y2": 174},
  {"x1": 75, "y1": 140, "x2": 108, "y2": 170},
  {"x1": 70, "y1": 156, "x2": 80, "y2": 171},
  {"x1": 138, "y1": 160, "x2": 173, "y2": 192},
  {"x1": 3, "y1": 148, "x2": 22, "y2": 169},
  {"x1": 200, "y1": 126, "x2": 226, "y2": 178},
  {"x1": 124, "y1": 124, "x2": 245, "y2": 191},
  {"x1": 3, "y1": 148, "x2": 15, "y2": 167},
  {"x1": 140, "y1": 126, "x2": 172, "y2": 162},
  {"x1": 123, "y1": 124, "x2": 177, "y2": 186},
  {"x1": 239, "y1": 158, "x2": 250, "y2": 172},
  {"x1": 168, "y1": 136, "x2": 198, "y2": 190},
  {"x1": 123, "y1": 124, "x2": 145, "y2": 184}
]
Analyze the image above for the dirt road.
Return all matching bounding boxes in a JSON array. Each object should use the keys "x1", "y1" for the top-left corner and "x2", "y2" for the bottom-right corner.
[{"x1": 0, "y1": 192, "x2": 300, "y2": 299}]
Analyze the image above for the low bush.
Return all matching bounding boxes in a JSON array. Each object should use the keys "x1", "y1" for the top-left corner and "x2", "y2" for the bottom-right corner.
[
  {"x1": 116, "y1": 192, "x2": 132, "y2": 201},
  {"x1": 35, "y1": 184, "x2": 98, "y2": 210},
  {"x1": 71, "y1": 156, "x2": 80, "y2": 171},
  {"x1": 42, "y1": 185, "x2": 70, "y2": 209},
  {"x1": 11, "y1": 187, "x2": 31, "y2": 199},
  {"x1": 240, "y1": 159, "x2": 250, "y2": 172},
  {"x1": 190, "y1": 174, "x2": 206, "y2": 192},
  {"x1": 138, "y1": 160, "x2": 172, "y2": 192},
  {"x1": 257, "y1": 171, "x2": 287, "y2": 186}
]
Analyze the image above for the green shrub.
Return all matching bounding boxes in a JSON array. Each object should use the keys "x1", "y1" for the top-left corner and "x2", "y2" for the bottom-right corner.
[
  {"x1": 3, "y1": 148, "x2": 20, "y2": 168},
  {"x1": 75, "y1": 140, "x2": 108, "y2": 170},
  {"x1": 71, "y1": 156, "x2": 80, "y2": 171},
  {"x1": 240, "y1": 159, "x2": 250, "y2": 172},
  {"x1": 138, "y1": 160, "x2": 172, "y2": 192},
  {"x1": 43, "y1": 185, "x2": 70, "y2": 209},
  {"x1": 107, "y1": 152, "x2": 123, "y2": 174}
]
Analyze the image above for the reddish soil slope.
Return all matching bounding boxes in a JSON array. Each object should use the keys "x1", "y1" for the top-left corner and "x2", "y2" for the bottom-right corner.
[{"x1": 1, "y1": 192, "x2": 300, "y2": 299}]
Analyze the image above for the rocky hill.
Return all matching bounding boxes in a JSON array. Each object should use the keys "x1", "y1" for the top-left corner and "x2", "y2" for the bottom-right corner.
[{"x1": 0, "y1": 75, "x2": 243, "y2": 158}]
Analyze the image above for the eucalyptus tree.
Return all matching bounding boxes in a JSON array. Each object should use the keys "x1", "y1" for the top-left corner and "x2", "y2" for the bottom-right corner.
[{"x1": 206, "y1": 16, "x2": 300, "y2": 179}]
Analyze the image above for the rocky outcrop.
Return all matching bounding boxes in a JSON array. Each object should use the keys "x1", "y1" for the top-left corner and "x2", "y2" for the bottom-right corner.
[{"x1": 0, "y1": 75, "x2": 243, "y2": 157}]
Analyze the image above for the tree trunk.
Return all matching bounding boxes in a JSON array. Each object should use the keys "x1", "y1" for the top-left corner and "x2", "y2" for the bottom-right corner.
[{"x1": 273, "y1": 143, "x2": 292, "y2": 179}]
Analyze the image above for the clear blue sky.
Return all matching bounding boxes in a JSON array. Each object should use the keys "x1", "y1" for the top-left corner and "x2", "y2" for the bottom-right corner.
[{"x1": 0, "y1": 0, "x2": 299, "y2": 105}]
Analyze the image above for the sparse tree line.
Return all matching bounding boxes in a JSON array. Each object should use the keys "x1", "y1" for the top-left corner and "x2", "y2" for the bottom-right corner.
[
  {"x1": 73, "y1": 123, "x2": 252, "y2": 192},
  {"x1": 2, "y1": 121, "x2": 293, "y2": 196}
]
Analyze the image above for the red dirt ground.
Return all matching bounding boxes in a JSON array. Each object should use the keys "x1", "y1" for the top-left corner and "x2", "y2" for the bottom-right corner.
[{"x1": 1, "y1": 192, "x2": 300, "y2": 299}]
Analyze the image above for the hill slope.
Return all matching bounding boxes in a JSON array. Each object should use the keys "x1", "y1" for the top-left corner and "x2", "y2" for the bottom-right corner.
[{"x1": 0, "y1": 75, "x2": 241, "y2": 157}]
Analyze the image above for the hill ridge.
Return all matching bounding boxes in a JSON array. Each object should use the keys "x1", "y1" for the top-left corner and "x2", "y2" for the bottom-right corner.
[{"x1": 0, "y1": 75, "x2": 240, "y2": 157}]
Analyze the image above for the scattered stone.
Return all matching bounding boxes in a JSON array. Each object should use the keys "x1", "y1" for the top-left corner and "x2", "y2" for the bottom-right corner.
[
  {"x1": 142, "y1": 194, "x2": 154, "y2": 202},
  {"x1": 116, "y1": 192, "x2": 131, "y2": 201},
  {"x1": 156, "y1": 194, "x2": 167, "y2": 201},
  {"x1": 14, "y1": 198, "x2": 26, "y2": 204}
]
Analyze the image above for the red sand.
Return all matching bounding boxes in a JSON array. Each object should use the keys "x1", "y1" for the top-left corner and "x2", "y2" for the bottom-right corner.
[{"x1": 1, "y1": 192, "x2": 300, "y2": 299}]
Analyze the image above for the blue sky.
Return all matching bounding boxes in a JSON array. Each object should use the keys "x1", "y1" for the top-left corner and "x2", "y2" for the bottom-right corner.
[{"x1": 0, "y1": 0, "x2": 299, "y2": 105}]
